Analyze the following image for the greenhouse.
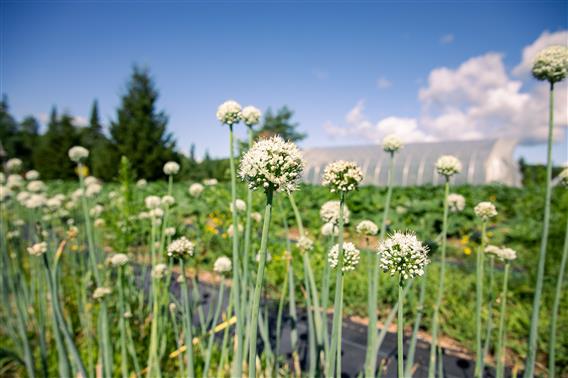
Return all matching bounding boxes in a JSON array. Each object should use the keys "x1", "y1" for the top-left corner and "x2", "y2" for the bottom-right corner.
[{"x1": 302, "y1": 138, "x2": 522, "y2": 186}]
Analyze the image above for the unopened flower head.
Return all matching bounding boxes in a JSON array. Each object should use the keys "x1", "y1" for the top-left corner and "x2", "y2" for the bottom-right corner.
[
  {"x1": 6, "y1": 158, "x2": 23, "y2": 172},
  {"x1": 322, "y1": 160, "x2": 363, "y2": 193},
  {"x1": 214, "y1": 256, "x2": 232, "y2": 273},
  {"x1": 241, "y1": 106, "x2": 261, "y2": 126},
  {"x1": 136, "y1": 179, "x2": 147, "y2": 188},
  {"x1": 188, "y1": 183, "x2": 204, "y2": 197},
  {"x1": 216, "y1": 100, "x2": 242, "y2": 125},
  {"x1": 27, "y1": 242, "x2": 48, "y2": 256},
  {"x1": 557, "y1": 168, "x2": 568, "y2": 187},
  {"x1": 321, "y1": 222, "x2": 339, "y2": 237},
  {"x1": 161, "y1": 195, "x2": 175, "y2": 207},
  {"x1": 356, "y1": 220, "x2": 378, "y2": 236},
  {"x1": 532, "y1": 45, "x2": 568, "y2": 83},
  {"x1": 382, "y1": 134, "x2": 403, "y2": 153},
  {"x1": 239, "y1": 136, "x2": 305, "y2": 192},
  {"x1": 152, "y1": 263, "x2": 168, "y2": 279},
  {"x1": 145, "y1": 195, "x2": 161, "y2": 209},
  {"x1": 378, "y1": 231, "x2": 430, "y2": 280},
  {"x1": 474, "y1": 201, "x2": 497, "y2": 221},
  {"x1": 320, "y1": 200, "x2": 350, "y2": 225},
  {"x1": 93, "y1": 287, "x2": 112, "y2": 300},
  {"x1": 68, "y1": 146, "x2": 89, "y2": 163},
  {"x1": 163, "y1": 161, "x2": 180, "y2": 176},
  {"x1": 167, "y1": 237, "x2": 195, "y2": 258},
  {"x1": 297, "y1": 236, "x2": 314, "y2": 252},
  {"x1": 436, "y1": 155, "x2": 462, "y2": 177},
  {"x1": 328, "y1": 242, "x2": 360, "y2": 272},
  {"x1": 447, "y1": 193, "x2": 466, "y2": 212},
  {"x1": 230, "y1": 199, "x2": 246, "y2": 212},
  {"x1": 110, "y1": 253, "x2": 129, "y2": 267},
  {"x1": 25, "y1": 170, "x2": 40, "y2": 180}
]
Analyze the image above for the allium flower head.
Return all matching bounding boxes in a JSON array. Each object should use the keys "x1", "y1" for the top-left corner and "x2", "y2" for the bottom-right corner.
[
  {"x1": 250, "y1": 212, "x2": 262, "y2": 222},
  {"x1": 85, "y1": 183, "x2": 102, "y2": 197},
  {"x1": 227, "y1": 223, "x2": 243, "y2": 237},
  {"x1": 239, "y1": 136, "x2": 305, "y2": 192},
  {"x1": 7, "y1": 174, "x2": 23, "y2": 189},
  {"x1": 25, "y1": 170, "x2": 40, "y2": 180},
  {"x1": 68, "y1": 146, "x2": 89, "y2": 163},
  {"x1": 84, "y1": 176, "x2": 99, "y2": 186},
  {"x1": 356, "y1": 220, "x2": 378, "y2": 236},
  {"x1": 145, "y1": 195, "x2": 161, "y2": 209},
  {"x1": 485, "y1": 245, "x2": 517, "y2": 261},
  {"x1": 0, "y1": 173, "x2": 4, "y2": 184},
  {"x1": 94, "y1": 218, "x2": 105, "y2": 228},
  {"x1": 90, "y1": 204, "x2": 104, "y2": 218},
  {"x1": 216, "y1": 100, "x2": 242, "y2": 125},
  {"x1": 214, "y1": 256, "x2": 232, "y2": 273},
  {"x1": 163, "y1": 161, "x2": 180, "y2": 176},
  {"x1": 0, "y1": 185, "x2": 12, "y2": 202},
  {"x1": 136, "y1": 179, "x2": 147, "y2": 188},
  {"x1": 25, "y1": 194, "x2": 46, "y2": 209},
  {"x1": 447, "y1": 193, "x2": 466, "y2": 212},
  {"x1": 27, "y1": 242, "x2": 48, "y2": 256},
  {"x1": 557, "y1": 168, "x2": 568, "y2": 187},
  {"x1": 167, "y1": 237, "x2": 195, "y2": 258},
  {"x1": 110, "y1": 253, "x2": 129, "y2": 267},
  {"x1": 152, "y1": 264, "x2": 168, "y2": 279},
  {"x1": 93, "y1": 287, "x2": 112, "y2": 300},
  {"x1": 165, "y1": 227, "x2": 176, "y2": 236},
  {"x1": 474, "y1": 201, "x2": 497, "y2": 221},
  {"x1": 297, "y1": 236, "x2": 314, "y2": 252},
  {"x1": 203, "y1": 178, "x2": 218, "y2": 186},
  {"x1": 230, "y1": 199, "x2": 246, "y2": 212},
  {"x1": 436, "y1": 155, "x2": 462, "y2": 177},
  {"x1": 328, "y1": 242, "x2": 360, "y2": 272},
  {"x1": 321, "y1": 222, "x2": 339, "y2": 237},
  {"x1": 378, "y1": 231, "x2": 430, "y2": 280},
  {"x1": 320, "y1": 200, "x2": 350, "y2": 225},
  {"x1": 241, "y1": 106, "x2": 261, "y2": 126},
  {"x1": 484, "y1": 245, "x2": 502, "y2": 255},
  {"x1": 6, "y1": 158, "x2": 23, "y2": 172},
  {"x1": 322, "y1": 160, "x2": 363, "y2": 193},
  {"x1": 188, "y1": 183, "x2": 204, "y2": 197},
  {"x1": 161, "y1": 195, "x2": 175, "y2": 207},
  {"x1": 532, "y1": 45, "x2": 568, "y2": 83},
  {"x1": 382, "y1": 134, "x2": 403, "y2": 153}
]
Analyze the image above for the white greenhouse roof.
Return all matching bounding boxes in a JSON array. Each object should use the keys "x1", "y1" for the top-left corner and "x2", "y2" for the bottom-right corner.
[{"x1": 302, "y1": 138, "x2": 521, "y2": 187}]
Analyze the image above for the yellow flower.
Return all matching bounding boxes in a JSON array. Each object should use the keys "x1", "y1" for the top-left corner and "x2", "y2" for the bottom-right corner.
[
  {"x1": 75, "y1": 165, "x2": 89, "y2": 177},
  {"x1": 460, "y1": 235, "x2": 470, "y2": 245},
  {"x1": 464, "y1": 247, "x2": 472, "y2": 256}
]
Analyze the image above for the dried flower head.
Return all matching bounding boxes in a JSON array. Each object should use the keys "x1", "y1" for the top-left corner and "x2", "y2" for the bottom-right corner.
[
  {"x1": 328, "y1": 242, "x2": 360, "y2": 272},
  {"x1": 378, "y1": 231, "x2": 430, "y2": 280},
  {"x1": 241, "y1": 106, "x2": 262, "y2": 126},
  {"x1": 383, "y1": 134, "x2": 403, "y2": 153},
  {"x1": 356, "y1": 220, "x2": 378, "y2": 236},
  {"x1": 68, "y1": 146, "x2": 89, "y2": 163},
  {"x1": 188, "y1": 183, "x2": 204, "y2": 197},
  {"x1": 239, "y1": 136, "x2": 305, "y2": 192},
  {"x1": 474, "y1": 201, "x2": 498, "y2": 221},
  {"x1": 320, "y1": 200, "x2": 350, "y2": 225},
  {"x1": 532, "y1": 45, "x2": 568, "y2": 83},
  {"x1": 214, "y1": 256, "x2": 232, "y2": 273},
  {"x1": 167, "y1": 237, "x2": 195, "y2": 258},
  {"x1": 163, "y1": 161, "x2": 180, "y2": 176},
  {"x1": 447, "y1": 193, "x2": 466, "y2": 212},
  {"x1": 322, "y1": 160, "x2": 363, "y2": 193},
  {"x1": 216, "y1": 100, "x2": 242, "y2": 125},
  {"x1": 436, "y1": 155, "x2": 462, "y2": 177},
  {"x1": 27, "y1": 242, "x2": 48, "y2": 256}
]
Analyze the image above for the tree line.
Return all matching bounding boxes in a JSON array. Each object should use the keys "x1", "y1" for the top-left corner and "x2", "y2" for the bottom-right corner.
[{"x1": 0, "y1": 66, "x2": 306, "y2": 182}]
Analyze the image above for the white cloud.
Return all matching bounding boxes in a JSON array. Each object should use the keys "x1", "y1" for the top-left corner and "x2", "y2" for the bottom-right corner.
[
  {"x1": 324, "y1": 30, "x2": 568, "y2": 146},
  {"x1": 376, "y1": 77, "x2": 392, "y2": 89},
  {"x1": 440, "y1": 33, "x2": 454, "y2": 44}
]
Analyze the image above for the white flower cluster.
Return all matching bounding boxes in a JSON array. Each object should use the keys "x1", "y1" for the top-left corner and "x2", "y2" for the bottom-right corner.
[
  {"x1": 356, "y1": 220, "x2": 378, "y2": 236},
  {"x1": 163, "y1": 161, "x2": 180, "y2": 175},
  {"x1": 25, "y1": 170, "x2": 40, "y2": 180},
  {"x1": 485, "y1": 245, "x2": 517, "y2": 261},
  {"x1": 322, "y1": 160, "x2": 363, "y2": 193},
  {"x1": 93, "y1": 287, "x2": 112, "y2": 300},
  {"x1": 0, "y1": 173, "x2": 4, "y2": 184},
  {"x1": 447, "y1": 193, "x2": 466, "y2": 212},
  {"x1": 145, "y1": 195, "x2": 161, "y2": 209},
  {"x1": 165, "y1": 227, "x2": 176, "y2": 236},
  {"x1": 7, "y1": 174, "x2": 23, "y2": 189},
  {"x1": 0, "y1": 185, "x2": 11, "y2": 202},
  {"x1": 532, "y1": 45, "x2": 568, "y2": 83},
  {"x1": 474, "y1": 201, "x2": 498, "y2": 221},
  {"x1": 27, "y1": 180, "x2": 46, "y2": 193},
  {"x1": 378, "y1": 231, "x2": 430, "y2": 280},
  {"x1": 250, "y1": 212, "x2": 262, "y2": 223},
  {"x1": 239, "y1": 136, "x2": 305, "y2": 192},
  {"x1": 94, "y1": 218, "x2": 105, "y2": 228},
  {"x1": 167, "y1": 237, "x2": 195, "y2": 258},
  {"x1": 27, "y1": 242, "x2": 48, "y2": 257},
  {"x1": 152, "y1": 264, "x2": 168, "y2": 279},
  {"x1": 68, "y1": 146, "x2": 89, "y2": 163},
  {"x1": 90, "y1": 204, "x2": 104, "y2": 218},
  {"x1": 227, "y1": 223, "x2": 243, "y2": 237},
  {"x1": 216, "y1": 100, "x2": 242, "y2": 125},
  {"x1": 382, "y1": 134, "x2": 403, "y2": 153},
  {"x1": 110, "y1": 253, "x2": 129, "y2": 267},
  {"x1": 203, "y1": 178, "x2": 218, "y2": 186},
  {"x1": 241, "y1": 106, "x2": 261, "y2": 126},
  {"x1": 214, "y1": 256, "x2": 232, "y2": 273},
  {"x1": 320, "y1": 200, "x2": 350, "y2": 225},
  {"x1": 25, "y1": 194, "x2": 46, "y2": 209},
  {"x1": 136, "y1": 179, "x2": 147, "y2": 188},
  {"x1": 84, "y1": 179, "x2": 102, "y2": 197},
  {"x1": 6, "y1": 158, "x2": 23, "y2": 172},
  {"x1": 188, "y1": 183, "x2": 204, "y2": 197},
  {"x1": 558, "y1": 168, "x2": 568, "y2": 187},
  {"x1": 321, "y1": 222, "x2": 339, "y2": 237},
  {"x1": 230, "y1": 199, "x2": 246, "y2": 213},
  {"x1": 328, "y1": 242, "x2": 360, "y2": 272},
  {"x1": 297, "y1": 236, "x2": 314, "y2": 252},
  {"x1": 436, "y1": 155, "x2": 462, "y2": 177},
  {"x1": 162, "y1": 195, "x2": 175, "y2": 207}
]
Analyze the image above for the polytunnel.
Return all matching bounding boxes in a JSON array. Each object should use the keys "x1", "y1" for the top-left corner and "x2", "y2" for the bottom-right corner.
[{"x1": 301, "y1": 138, "x2": 521, "y2": 186}]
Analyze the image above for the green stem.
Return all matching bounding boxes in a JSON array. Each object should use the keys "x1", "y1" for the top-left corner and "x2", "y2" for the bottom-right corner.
[
  {"x1": 180, "y1": 260, "x2": 194, "y2": 378},
  {"x1": 203, "y1": 281, "x2": 225, "y2": 378},
  {"x1": 496, "y1": 263, "x2": 510, "y2": 378},
  {"x1": 475, "y1": 222, "x2": 487, "y2": 378},
  {"x1": 118, "y1": 268, "x2": 129, "y2": 378},
  {"x1": 548, "y1": 214, "x2": 568, "y2": 377},
  {"x1": 248, "y1": 189, "x2": 273, "y2": 378},
  {"x1": 170, "y1": 303, "x2": 186, "y2": 378},
  {"x1": 405, "y1": 271, "x2": 427, "y2": 376},
  {"x1": 275, "y1": 257, "x2": 289, "y2": 374},
  {"x1": 524, "y1": 81, "x2": 555, "y2": 378},
  {"x1": 428, "y1": 179, "x2": 450, "y2": 378},
  {"x1": 482, "y1": 256, "x2": 496, "y2": 368},
  {"x1": 242, "y1": 126, "x2": 254, "y2": 323},
  {"x1": 321, "y1": 235, "x2": 333, "y2": 358},
  {"x1": 397, "y1": 279, "x2": 405, "y2": 378}
]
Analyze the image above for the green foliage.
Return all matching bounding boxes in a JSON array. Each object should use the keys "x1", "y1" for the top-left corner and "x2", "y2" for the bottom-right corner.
[{"x1": 254, "y1": 106, "x2": 306, "y2": 143}]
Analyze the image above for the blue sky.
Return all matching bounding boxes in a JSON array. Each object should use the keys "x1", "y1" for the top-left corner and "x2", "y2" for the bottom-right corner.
[{"x1": 2, "y1": 1, "x2": 567, "y2": 164}]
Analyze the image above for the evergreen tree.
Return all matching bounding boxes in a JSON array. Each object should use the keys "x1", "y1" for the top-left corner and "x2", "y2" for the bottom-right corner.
[
  {"x1": 80, "y1": 100, "x2": 114, "y2": 180},
  {"x1": 0, "y1": 95, "x2": 19, "y2": 162},
  {"x1": 254, "y1": 106, "x2": 306, "y2": 143},
  {"x1": 14, "y1": 116, "x2": 40, "y2": 169},
  {"x1": 109, "y1": 66, "x2": 177, "y2": 180}
]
